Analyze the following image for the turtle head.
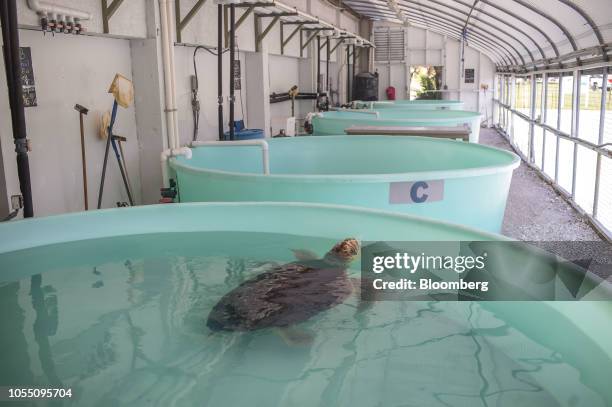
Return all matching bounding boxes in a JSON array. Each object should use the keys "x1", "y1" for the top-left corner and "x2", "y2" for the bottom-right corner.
[{"x1": 324, "y1": 238, "x2": 360, "y2": 266}]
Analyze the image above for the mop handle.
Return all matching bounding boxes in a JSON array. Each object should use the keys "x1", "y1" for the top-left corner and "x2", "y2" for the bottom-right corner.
[
  {"x1": 96, "y1": 100, "x2": 119, "y2": 209},
  {"x1": 109, "y1": 100, "x2": 118, "y2": 131},
  {"x1": 108, "y1": 101, "x2": 134, "y2": 206},
  {"x1": 109, "y1": 101, "x2": 123, "y2": 161}
]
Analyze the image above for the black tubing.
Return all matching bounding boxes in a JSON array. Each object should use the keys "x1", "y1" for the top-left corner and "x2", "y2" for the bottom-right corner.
[
  {"x1": 97, "y1": 128, "x2": 112, "y2": 209},
  {"x1": 1, "y1": 0, "x2": 33, "y2": 218},
  {"x1": 316, "y1": 35, "x2": 321, "y2": 94},
  {"x1": 97, "y1": 101, "x2": 117, "y2": 209},
  {"x1": 352, "y1": 44, "x2": 357, "y2": 97},
  {"x1": 217, "y1": 4, "x2": 224, "y2": 141},
  {"x1": 111, "y1": 138, "x2": 134, "y2": 206},
  {"x1": 346, "y1": 45, "x2": 351, "y2": 103},
  {"x1": 228, "y1": 4, "x2": 235, "y2": 141},
  {"x1": 1, "y1": 208, "x2": 19, "y2": 221},
  {"x1": 326, "y1": 38, "x2": 330, "y2": 98}
]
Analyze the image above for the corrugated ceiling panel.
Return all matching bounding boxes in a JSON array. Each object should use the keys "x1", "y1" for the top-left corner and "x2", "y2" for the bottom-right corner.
[{"x1": 343, "y1": 0, "x2": 612, "y2": 69}]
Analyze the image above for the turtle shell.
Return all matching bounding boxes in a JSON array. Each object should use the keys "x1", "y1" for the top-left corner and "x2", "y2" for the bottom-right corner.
[{"x1": 206, "y1": 258, "x2": 352, "y2": 332}]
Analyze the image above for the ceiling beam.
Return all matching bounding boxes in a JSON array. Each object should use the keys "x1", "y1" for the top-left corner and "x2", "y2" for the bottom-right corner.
[
  {"x1": 398, "y1": 15, "x2": 510, "y2": 67},
  {"x1": 399, "y1": 0, "x2": 543, "y2": 62},
  {"x1": 400, "y1": 8, "x2": 520, "y2": 65},
  {"x1": 509, "y1": 0, "x2": 578, "y2": 63},
  {"x1": 398, "y1": 0, "x2": 534, "y2": 64},
  {"x1": 398, "y1": 4, "x2": 526, "y2": 65}
]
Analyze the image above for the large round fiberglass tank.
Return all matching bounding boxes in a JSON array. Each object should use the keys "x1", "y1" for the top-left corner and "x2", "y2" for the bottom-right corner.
[
  {"x1": 356, "y1": 99, "x2": 464, "y2": 110},
  {"x1": 1, "y1": 203, "x2": 611, "y2": 407},
  {"x1": 312, "y1": 109, "x2": 482, "y2": 142},
  {"x1": 170, "y1": 136, "x2": 519, "y2": 232}
]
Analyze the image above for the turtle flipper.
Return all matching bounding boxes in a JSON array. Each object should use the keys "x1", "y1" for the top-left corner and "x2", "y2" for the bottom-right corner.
[
  {"x1": 275, "y1": 327, "x2": 315, "y2": 347},
  {"x1": 291, "y1": 249, "x2": 320, "y2": 261}
]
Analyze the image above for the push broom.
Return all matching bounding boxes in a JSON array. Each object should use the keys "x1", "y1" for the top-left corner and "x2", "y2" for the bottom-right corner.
[{"x1": 97, "y1": 74, "x2": 135, "y2": 209}]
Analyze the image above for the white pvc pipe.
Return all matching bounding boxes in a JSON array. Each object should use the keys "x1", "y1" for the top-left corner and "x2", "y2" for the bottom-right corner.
[
  {"x1": 165, "y1": 0, "x2": 180, "y2": 150},
  {"x1": 27, "y1": 0, "x2": 92, "y2": 20},
  {"x1": 161, "y1": 147, "x2": 192, "y2": 161},
  {"x1": 160, "y1": 147, "x2": 193, "y2": 186},
  {"x1": 159, "y1": 0, "x2": 178, "y2": 151},
  {"x1": 272, "y1": 1, "x2": 373, "y2": 47},
  {"x1": 191, "y1": 140, "x2": 270, "y2": 175}
]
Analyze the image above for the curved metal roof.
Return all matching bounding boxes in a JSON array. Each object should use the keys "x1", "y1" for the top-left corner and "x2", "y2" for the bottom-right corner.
[{"x1": 343, "y1": 0, "x2": 612, "y2": 71}]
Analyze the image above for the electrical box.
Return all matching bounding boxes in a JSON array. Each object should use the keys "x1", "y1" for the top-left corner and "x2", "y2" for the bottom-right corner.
[
  {"x1": 10, "y1": 195, "x2": 23, "y2": 210},
  {"x1": 464, "y1": 68, "x2": 475, "y2": 84}
]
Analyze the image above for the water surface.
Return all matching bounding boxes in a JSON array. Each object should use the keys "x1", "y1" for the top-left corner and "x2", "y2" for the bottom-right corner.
[{"x1": 1, "y1": 232, "x2": 610, "y2": 406}]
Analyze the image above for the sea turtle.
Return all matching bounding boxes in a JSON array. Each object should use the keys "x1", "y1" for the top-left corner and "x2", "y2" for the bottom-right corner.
[{"x1": 206, "y1": 238, "x2": 361, "y2": 344}]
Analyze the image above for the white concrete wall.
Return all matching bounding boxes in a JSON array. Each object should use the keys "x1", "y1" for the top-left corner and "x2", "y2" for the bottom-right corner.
[
  {"x1": 0, "y1": 30, "x2": 140, "y2": 216},
  {"x1": 173, "y1": 0, "x2": 357, "y2": 138},
  {"x1": 0, "y1": 0, "x2": 361, "y2": 216},
  {"x1": 269, "y1": 54, "x2": 300, "y2": 135},
  {"x1": 373, "y1": 22, "x2": 495, "y2": 121},
  {"x1": 0, "y1": 0, "x2": 148, "y2": 216},
  {"x1": 174, "y1": 47, "x2": 251, "y2": 144}
]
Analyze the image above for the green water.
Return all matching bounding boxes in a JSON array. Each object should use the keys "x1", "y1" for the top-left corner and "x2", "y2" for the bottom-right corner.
[{"x1": 0, "y1": 232, "x2": 610, "y2": 407}]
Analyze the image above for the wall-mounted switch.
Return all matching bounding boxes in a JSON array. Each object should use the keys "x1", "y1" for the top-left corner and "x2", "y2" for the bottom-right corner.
[{"x1": 10, "y1": 195, "x2": 23, "y2": 210}]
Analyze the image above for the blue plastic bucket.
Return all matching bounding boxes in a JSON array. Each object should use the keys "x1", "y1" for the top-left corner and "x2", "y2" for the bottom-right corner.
[{"x1": 224, "y1": 128, "x2": 265, "y2": 140}]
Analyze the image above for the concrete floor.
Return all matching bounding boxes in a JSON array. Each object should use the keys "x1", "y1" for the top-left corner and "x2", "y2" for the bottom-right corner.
[{"x1": 479, "y1": 128, "x2": 601, "y2": 242}]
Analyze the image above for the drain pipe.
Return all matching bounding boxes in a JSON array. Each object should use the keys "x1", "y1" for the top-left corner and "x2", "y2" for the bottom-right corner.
[
  {"x1": 326, "y1": 38, "x2": 330, "y2": 100},
  {"x1": 352, "y1": 44, "x2": 357, "y2": 95},
  {"x1": 316, "y1": 35, "x2": 321, "y2": 95},
  {"x1": 228, "y1": 3, "x2": 236, "y2": 140},
  {"x1": 217, "y1": 4, "x2": 224, "y2": 140},
  {"x1": 167, "y1": 1, "x2": 180, "y2": 148},
  {"x1": 159, "y1": 0, "x2": 181, "y2": 188},
  {"x1": 1, "y1": 0, "x2": 34, "y2": 218},
  {"x1": 160, "y1": 147, "x2": 192, "y2": 186},
  {"x1": 346, "y1": 44, "x2": 351, "y2": 103},
  {"x1": 159, "y1": 0, "x2": 179, "y2": 151}
]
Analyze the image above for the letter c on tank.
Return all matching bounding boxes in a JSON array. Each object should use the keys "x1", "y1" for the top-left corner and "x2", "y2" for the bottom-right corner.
[{"x1": 410, "y1": 181, "x2": 429, "y2": 203}]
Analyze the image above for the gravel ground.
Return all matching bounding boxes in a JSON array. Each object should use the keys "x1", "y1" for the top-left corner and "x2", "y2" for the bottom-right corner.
[
  {"x1": 479, "y1": 128, "x2": 602, "y2": 241},
  {"x1": 479, "y1": 128, "x2": 611, "y2": 282}
]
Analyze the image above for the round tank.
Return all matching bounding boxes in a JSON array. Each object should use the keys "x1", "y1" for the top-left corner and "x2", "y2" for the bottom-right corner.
[
  {"x1": 356, "y1": 99, "x2": 464, "y2": 110},
  {"x1": 313, "y1": 109, "x2": 482, "y2": 142},
  {"x1": 0, "y1": 203, "x2": 610, "y2": 407},
  {"x1": 170, "y1": 136, "x2": 519, "y2": 232}
]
